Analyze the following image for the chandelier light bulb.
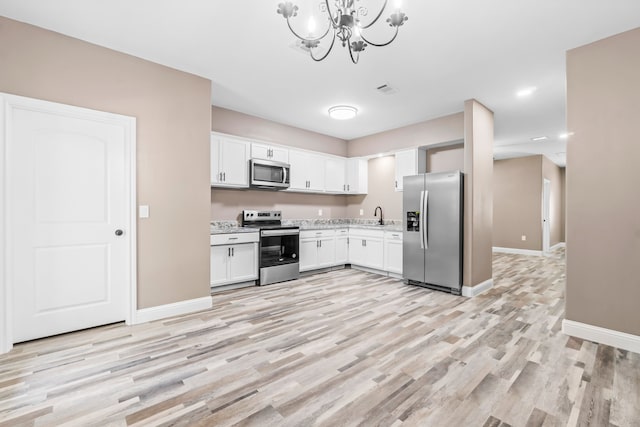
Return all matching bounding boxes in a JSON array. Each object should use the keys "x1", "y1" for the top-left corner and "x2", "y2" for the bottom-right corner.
[{"x1": 307, "y1": 16, "x2": 316, "y2": 36}]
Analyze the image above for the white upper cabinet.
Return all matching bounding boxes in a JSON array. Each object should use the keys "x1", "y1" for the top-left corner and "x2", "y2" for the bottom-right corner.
[
  {"x1": 288, "y1": 149, "x2": 325, "y2": 192},
  {"x1": 394, "y1": 148, "x2": 426, "y2": 191},
  {"x1": 346, "y1": 158, "x2": 368, "y2": 194},
  {"x1": 211, "y1": 133, "x2": 250, "y2": 188},
  {"x1": 325, "y1": 156, "x2": 347, "y2": 193},
  {"x1": 251, "y1": 142, "x2": 289, "y2": 163}
]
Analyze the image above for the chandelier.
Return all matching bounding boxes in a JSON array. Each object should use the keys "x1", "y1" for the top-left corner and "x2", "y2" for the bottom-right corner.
[{"x1": 277, "y1": 1, "x2": 408, "y2": 64}]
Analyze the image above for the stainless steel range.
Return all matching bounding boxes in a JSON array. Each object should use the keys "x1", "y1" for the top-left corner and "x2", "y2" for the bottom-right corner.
[{"x1": 242, "y1": 210, "x2": 300, "y2": 286}]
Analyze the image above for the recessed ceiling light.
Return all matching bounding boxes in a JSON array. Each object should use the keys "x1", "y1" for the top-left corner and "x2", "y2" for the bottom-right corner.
[
  {"x1": 559, "y1": 132, "x2": 575, "y2": 139},
  {"x1": 517, "y1": 87, "x2": 537, "y2": 97},
  {"x1": 328, "y1": 105, "x2": 357, "y2": 120},
  {"x1": 531, "y1": 136, "x2": 548, "y2": 141}
]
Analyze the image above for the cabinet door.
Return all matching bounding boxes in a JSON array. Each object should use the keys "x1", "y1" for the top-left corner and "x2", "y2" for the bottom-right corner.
[
  {"x1": 210, "y1": 245, "x2": 229, "y2": 287},
  {"x1": 346, "y1": 158, "x2": 368, "y2": 194},
  {"x1": 219, "y1": 137, "x2": 249, "y2": 187},
  {"x1": 251, "y1": 143, "x2": 289, "y2": 163},
  {"x1": 251, "y1": 143, "x2": 271, "y2": 161},
  {"x1": 349, "y1": 237, "x2": 366, "y2": 266},
  {"x1": 317, "y1": 237, "x2": 336, "y2": 268},
  {"x1": 210, "y1": 137, "x2": 222, "y2": 185},
  {"x1": 384, "y1": 239, "x2": 403, "y2": 274},
  {"x1": 288, "y1": 150, "x2": 309, "y2": 191},
  {"x1": 270, "y1": 146, "x2": 289, "y2": 163},
  {"x1": 299, "y1": 238, "x2": 319, "y2": 272},
  {"x1": 228, "y1": 243, "x2": 258, "y2": 282},
  {"x1": 365, "y1": 238, "x2": 385, "y2": 270},
  {"x1": 335, "y1": 236, "x2": 349, "y2": 265},
  {"x1": 394, "y1": 149, "x2": 416, "y2": 192},
  {"x1": 325, "y1": 157, "x2": 346, "y2": 193},
  {"x1": 307, "y1": 152, "x2": 326, "y2": 192}
]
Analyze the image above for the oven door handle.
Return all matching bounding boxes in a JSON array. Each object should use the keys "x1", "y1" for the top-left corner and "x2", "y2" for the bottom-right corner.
[{"x1": 260, "y1": 229, "x2": 300, "y2": 237}]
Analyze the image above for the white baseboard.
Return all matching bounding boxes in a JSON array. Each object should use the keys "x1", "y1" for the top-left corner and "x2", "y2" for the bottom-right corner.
[
  {"x1": 461, "y1": 278, "x2": 493, "y2": 297},
  {"x1": 550, "y1": 242, "x2": 566, "y2": 251},
  {"x1": 562, "y1": 319, "x2": 640, "y2": 355},
  {"x1": 493, "y1": 247, "x2": 543, "y2": 256},
  {"x1": 133, "y1": 296, "x2": 212, "y2": 324}
]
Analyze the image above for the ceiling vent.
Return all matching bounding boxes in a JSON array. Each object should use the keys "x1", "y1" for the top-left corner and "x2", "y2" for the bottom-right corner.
[{"x1": 376, "y1": 83, "x2": 398, "y2": 95}]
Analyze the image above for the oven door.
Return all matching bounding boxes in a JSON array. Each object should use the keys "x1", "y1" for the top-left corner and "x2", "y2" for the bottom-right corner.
[
  {"x1": 251, "y1": 159, "x2": 290, "y2": 189},
  {"x1": 260, "y1": 229, "x2": 299, "y2": 267}
]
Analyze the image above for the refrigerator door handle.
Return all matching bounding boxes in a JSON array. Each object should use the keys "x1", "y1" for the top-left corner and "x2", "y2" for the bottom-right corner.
[
  {"x1": 420, "y1": 190, "x2": 426, "y2": 249},
  {"x1": 423, "y1": 190, "x2": 429, "y2": 249}
]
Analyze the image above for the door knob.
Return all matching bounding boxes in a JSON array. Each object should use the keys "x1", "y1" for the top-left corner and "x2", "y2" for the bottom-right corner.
[{"x1": 115, "y1": 229, "x2": 124, "y2": 236}]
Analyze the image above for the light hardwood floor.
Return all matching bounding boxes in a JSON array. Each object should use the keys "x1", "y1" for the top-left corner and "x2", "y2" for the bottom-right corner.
[{"x1": 1, "y1": 249, "x2": 639, "y2": 426}]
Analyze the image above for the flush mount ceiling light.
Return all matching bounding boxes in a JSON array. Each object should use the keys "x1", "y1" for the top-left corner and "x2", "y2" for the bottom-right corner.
[
  {"x1": 531, "y1": 136, "x2": 549, "y2": 141},
  {"x1": 516, "y1": 87, "x2": 537, "y2": 98},
  {"x1": 329, "y1": 105, "x2": 357, "y2": 120},
  {"x1": 277, "y1": 0, "x2": 408, "y2": 64}
]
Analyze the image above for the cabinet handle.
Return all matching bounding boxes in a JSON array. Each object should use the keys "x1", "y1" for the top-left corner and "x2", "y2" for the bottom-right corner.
[
  {"x1": 232, "y1": 247, "x2": 234, "y2": 256},
  {"x1": 347, "y1": 184, "x2": 350, "y2": 191},
  {"x1": 228, "y1": 247, "x2": 231, "y2": 257},
  {"x1": 319, "y1": 240, "x2": 322, "y2": 248},
  {"x1": 395, "y1": 180, "x2": 397, "y2": 188},
  {"x1": 223, "y1": 172, "x2": 226, "y2": 182}
]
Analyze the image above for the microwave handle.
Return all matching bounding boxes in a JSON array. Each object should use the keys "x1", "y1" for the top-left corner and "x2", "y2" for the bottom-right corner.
[{"x1": 282, "y1": 166, "x2": 287, "y2": 184}]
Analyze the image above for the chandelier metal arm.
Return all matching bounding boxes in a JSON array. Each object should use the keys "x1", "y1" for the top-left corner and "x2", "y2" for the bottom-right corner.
[
  {"x1": 359, "y1": 26, "x2": 399, "y2": 47},
  {"x1": 347, "y1": 38, "x2": 360, "y2": 64},
  {"x1": 286, "y1": 16, "x2": 332, "y2": 42},
  {"x1": 310, "y1": 28, "x2": 338, "y2": 62},
  {"x1": 359, "y1": 0, "x2": 388, "y2": 29},
  {"x1": 324, "y1": 0, "x2": 342, "y2": 29}
]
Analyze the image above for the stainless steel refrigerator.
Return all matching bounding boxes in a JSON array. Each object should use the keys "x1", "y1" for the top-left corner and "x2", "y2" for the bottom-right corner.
[{"x1": 403, "y1": 171, "x2": 463, "y2": 294}]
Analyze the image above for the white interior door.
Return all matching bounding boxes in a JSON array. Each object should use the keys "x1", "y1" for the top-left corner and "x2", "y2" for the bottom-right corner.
[
  {"x1": 2, "y1": 94, "x2": 135, "y2": 346},
  {"x1": 543, "y1": 179, "x2": 551, "y2": 253}
]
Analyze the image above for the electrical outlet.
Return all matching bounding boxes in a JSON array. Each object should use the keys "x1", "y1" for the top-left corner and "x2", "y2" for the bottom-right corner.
[
  {"x1": 318, "y1": 209, "x2": 323, "y2": 216},
  {"x1": 359, "y1": 209, "x2": 364, "y2": 216},
  {"x1": 521, "y1": 235, "x2": 527, "y2": 241},
  {"x1": 139, "y1": 205, "x2": 150, "y2": 218}
]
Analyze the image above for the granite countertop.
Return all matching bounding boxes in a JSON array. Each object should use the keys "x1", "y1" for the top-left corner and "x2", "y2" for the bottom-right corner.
[
  {"x1": 298, "y1": 223, "x2": 403, "y2": 232},
  {"x1": 210, "y1": 225, "x2": 259, "y2": 235},
  {"x1": 210, "y1": 219, "x2": 403, "y2": 234}
]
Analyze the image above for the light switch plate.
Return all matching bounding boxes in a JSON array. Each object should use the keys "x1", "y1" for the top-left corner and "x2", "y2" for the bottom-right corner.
[
  {"x1": 521, "y1": 235, "x2": 526, "y2": 241},
  {"x1": 359, "y1": 209, "x2": 364, "y2": 216},
  {"x1": 318, "y1": 209, "x2": 323, "y2": 216},
  {"x1": 139, "y1": 205, "x2": 150, "y2": 218}
]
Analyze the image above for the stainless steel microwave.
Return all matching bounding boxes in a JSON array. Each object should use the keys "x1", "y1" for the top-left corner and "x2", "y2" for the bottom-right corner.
[{"x1": 250, "y1": 159, "x2": 290, "y2": 189}]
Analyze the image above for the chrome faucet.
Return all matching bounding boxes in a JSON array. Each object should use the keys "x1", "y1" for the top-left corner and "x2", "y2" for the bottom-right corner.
[{"x1": 374, "y1": 206, "x2": 384, "y2": 225}]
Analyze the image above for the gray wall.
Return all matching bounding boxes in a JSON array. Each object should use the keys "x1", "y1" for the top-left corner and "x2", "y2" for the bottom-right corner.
[
  {"x1": 566, "y1": 26, "x2": 640, "y2": 335},
  {"x1": 493, "y1": 155, "x2": 565, "y2": 250}
]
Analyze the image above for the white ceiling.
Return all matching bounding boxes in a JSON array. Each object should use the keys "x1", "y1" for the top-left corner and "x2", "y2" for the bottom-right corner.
[{"x1": 1, "y1": 1, "x2": 640, "y2": 167}]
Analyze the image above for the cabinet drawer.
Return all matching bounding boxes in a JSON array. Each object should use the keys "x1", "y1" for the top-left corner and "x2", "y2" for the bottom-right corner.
[
  {"x1": 384, "y1": 231, "x2": 403, "y2": 241},
  {"x1": 210, "y1": 232, "x2": 259, "y2": 246},
  {"x1": 335, "y1": 228, "x2": 349, "y2": 236},
  {"x1": 349, "y1": 228, "x2": 384, "y2": 239},
  {"x1": 300, "y1": 229, "x2": 336, "y2": 239}
]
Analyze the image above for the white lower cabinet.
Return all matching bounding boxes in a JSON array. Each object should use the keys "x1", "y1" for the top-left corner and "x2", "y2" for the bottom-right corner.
[
  {"x1": 384, "y1": 231, "x2": 403, "y2": 275},
  {"x1": 300, "y1": 229, "x2": 336, "y2": 272},
  {"x1": 335, "y1": 229, "x2": 349, "y2": 264},
  {"x1": 349, "y1": 229, "x2": 384, "y2": 270},
  {"x1": 210, "y1": 232, "x2": 259, "y2": 287}
]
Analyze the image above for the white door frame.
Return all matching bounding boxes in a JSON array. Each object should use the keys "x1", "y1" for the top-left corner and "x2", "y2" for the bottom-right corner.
[
  {"x1": 542, "y1": 178, "x2": 551, "y2": 254},
  {"x1": 0, "y1": 93, "x2": 137, "y2": 354}
]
